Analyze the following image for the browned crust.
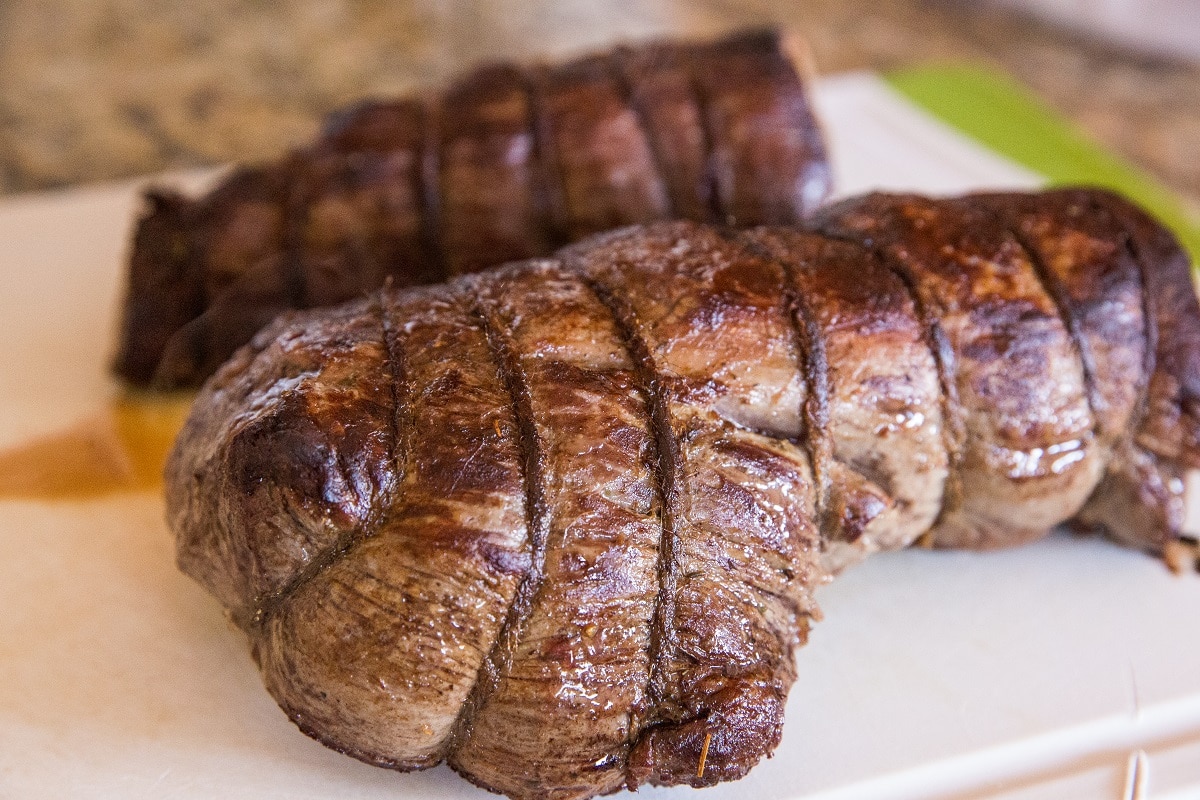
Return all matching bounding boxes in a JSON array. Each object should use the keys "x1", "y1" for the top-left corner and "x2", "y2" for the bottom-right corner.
[
  {"x1": 809, "y1": 199, "x2": 969, "y2": 532},
  {"x1": 446, "y1": 279, "x2": 554, "y2": 757},
  {"x1": 572, "y1": 271, "x2": 686, "y2": 764}
]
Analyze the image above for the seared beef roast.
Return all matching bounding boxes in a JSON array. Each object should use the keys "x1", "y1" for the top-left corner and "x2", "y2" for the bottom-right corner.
[
  {"x1": 167, "y1": 189, "x2": 1200, "y2": 799},
  {"x1": 115, "y1": 28, "x2": 829, "y2": 390}
]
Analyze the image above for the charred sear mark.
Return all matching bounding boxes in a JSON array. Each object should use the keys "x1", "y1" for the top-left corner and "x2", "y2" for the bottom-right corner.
[
  {"x1": 448, "y1": 290, "x2": 551, "y2": 755},
  {"x1": 814, "y1": 218, "x2": 966, "y2": 524},
  {"x1": 1123, "y1": 233, "x2": 1159, "y2": 424},
  {"x1": 576, "y1": 269, "x2": 683, "y2": 747},
  {"x1": 1092, "y1": 197, "x2": 1158, "y2": 431},
  {"x1": 752, "y1": 239, "x2": 834, "y2": 539},
  {"x1": 1007, "y1": 226, "x2": 1104, "y2": 434},
  {"x1": 521, "y1": 66, "x2": 570, "y2": 250},
  {"x1": 609, "y1": 50, "x2": 675, "y2": 219},
  {"x1": 684, "y1": 69, "x2": 720, "y2": 224},
  {"x1": 379, "y1": 290, "x2": 411, "y2": 506},
  {"x1": 870, "y1": 250, "x2": 965, "y2": 524}
]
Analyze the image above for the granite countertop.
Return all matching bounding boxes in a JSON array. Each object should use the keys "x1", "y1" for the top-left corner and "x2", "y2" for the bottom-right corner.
[{"x1": 0, "y1": 0, "x2": 1197, "y2": 215}]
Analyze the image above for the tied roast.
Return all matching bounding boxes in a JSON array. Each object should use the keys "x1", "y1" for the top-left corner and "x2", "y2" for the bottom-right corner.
[
  {"x1": 167, "y1": 189, "x2": 1200, "y2": 799},
  {"x1": 115, "y1": 29, "x2": 829, "y2": 389}
]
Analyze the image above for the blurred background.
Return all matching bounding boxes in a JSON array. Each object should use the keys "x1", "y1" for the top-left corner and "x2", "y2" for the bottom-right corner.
[{"x1": 0, "y1": 0, "x2": 1197, "y2": 212}]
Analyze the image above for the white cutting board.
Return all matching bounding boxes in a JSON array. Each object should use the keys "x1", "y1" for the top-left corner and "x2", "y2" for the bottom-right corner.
[{"x1": 1, "y1": 73, "x2": 1198, "y2": 800}]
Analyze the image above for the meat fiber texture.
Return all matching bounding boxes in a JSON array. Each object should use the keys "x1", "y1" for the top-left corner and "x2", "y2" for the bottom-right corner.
[
  {"x1": 114, "y1": 28, "x2": 829, "y2": 390},
  {"x1": 167, "y1": 188, "x2": 1200, "y2": 800}
]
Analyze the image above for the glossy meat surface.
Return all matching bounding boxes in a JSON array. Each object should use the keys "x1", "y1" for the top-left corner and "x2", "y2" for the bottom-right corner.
[
  {"x1": 116, "y1": 28, "x2": 828, "y2": 389},
  {"x1": 167, "y1": 189, "x2": 1200, "y2": 799}
]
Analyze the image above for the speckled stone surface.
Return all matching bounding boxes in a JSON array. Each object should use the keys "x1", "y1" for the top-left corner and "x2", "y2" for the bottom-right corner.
[{"x1": 1, "y1": 0, "x2": 1197, "y2": 214}]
